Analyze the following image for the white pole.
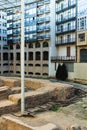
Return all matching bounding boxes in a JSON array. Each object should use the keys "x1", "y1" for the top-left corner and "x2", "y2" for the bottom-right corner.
[{"x1": 21, "y1": 0, "x2": 25, "y2": 114}]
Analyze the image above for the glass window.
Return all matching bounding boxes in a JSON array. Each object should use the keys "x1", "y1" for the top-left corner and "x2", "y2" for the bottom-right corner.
[
  {"x1": 78, "y1": 33, "x2": 85, "y2": 42},
  {"x1": 35, "y1": 52, "x2": 41, "y2": 60},
  {"x1": 28, "y1": 52, "x2": 33, "y2": 60},
  {"x1": 35, "y1": 42, "x2": 40, "y2": 48}
]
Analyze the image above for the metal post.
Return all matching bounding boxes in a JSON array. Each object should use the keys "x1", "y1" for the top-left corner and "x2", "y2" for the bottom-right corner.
[{"x1": 21, "y1": 0, "x2": 25, "y2": 114}]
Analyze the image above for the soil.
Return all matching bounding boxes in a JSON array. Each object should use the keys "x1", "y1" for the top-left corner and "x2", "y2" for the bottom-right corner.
[{"x1": 15, "y1": 90, "x2": 87, "y2": 130}]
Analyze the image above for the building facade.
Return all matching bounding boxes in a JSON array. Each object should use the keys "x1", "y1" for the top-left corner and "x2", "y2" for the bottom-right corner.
[
  {"x1": 50, "y1": 0, "x2": 77, "y2": 79},
  {"x1": 7, "y1": 0, "x2": 51, "y2": 77},
  {"x1": 77, "y1": 0, "x2": 87, "y2": 63},
  {"x1": 0, "y1": 0, "x2": 87, "y2": 80},
  {"x1": 0, "y1": 11, "x2": 9, "y2": 75}
]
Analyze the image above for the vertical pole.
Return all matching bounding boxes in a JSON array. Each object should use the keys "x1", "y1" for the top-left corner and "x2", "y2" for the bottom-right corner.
[{"x1": 21, "y1": 0, "x2": 25, "y2": 114}]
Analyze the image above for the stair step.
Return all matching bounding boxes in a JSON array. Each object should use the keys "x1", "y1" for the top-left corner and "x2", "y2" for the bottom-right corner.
[
  {"x1": 0, "y1": 86, "x2": 11, "y2": 100},
  {"x1": 11, "y1": 87, "x2": 29, "y2": 94},
  {"x1": 0, "y1": 100, "x2": 14, "y2": 108},
  {"x1": 0, "y1": 100, "x2": 17, "y2": 115}
]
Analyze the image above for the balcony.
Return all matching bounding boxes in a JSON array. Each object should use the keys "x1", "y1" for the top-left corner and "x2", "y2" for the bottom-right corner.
[
  {"x1": 7, "y1": 19, "x2": 13, "y2": 23},
  {"x1": 56, "y1": 2, "x2": 76, "y2": 14},
  {"x1": 44, "y1": 34, "x2": 50, "y2": 39},
  {"x1": 37, "y1": 18, "x2": 44, "y2": 24},
  {"x1": 51, "y1": 56, "x2": 76, "y2": 62},
  {"x1": 44, "y1": 26, "x2": 50, "y2": 31},
  {"x1": 56, "y1": 0, "x2": 64, "y2": 3},
  {"x1": 56, "y1": 14, "x2": 76, "y2": 25},
  {"x1": 45, "y1": 17, "x2": 50, "y2": 22},
  {"x1": 25, "y1": 37, "x2": 37, "y2": 43},
  {"x1": 7, "y1": 11, "x2": 13, "y2": 15},
  {"x1": 56, "y1": 26, "x2": 76, "y2": 35},
  {"x1": 44, "y1": 0, "x2": 50, "y2": 4},
  {"x1": 37, "y1": 1, "x2": 44, "y2": 6},
  {"x1": 12, "y1": 24, "x2": 20, "y2": 29},
  {"x1": 25, "y1": 30, "x2": 36, "y2": 34},
  {"x1": 56, "y1": 38, "x2": 76, "y2": 46},
  {"x1": 37, "y1": 35, "x2": 44, "y2": 40},
  {"x1": 37, "y1": 10, "x2": 44, "y2": 15},
  {"x1": 44, "y1": 8, "x2": 50, "y2": 13},
  {"x1": 13, "y1": 31, "x2": 21, "y2": 36}
]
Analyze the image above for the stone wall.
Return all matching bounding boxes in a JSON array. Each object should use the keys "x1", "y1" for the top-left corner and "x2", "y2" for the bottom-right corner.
[
  {"x1": 1, "y1": 115, "x2": 58, "y2": 130},
  {"x1": 74, "y1": 63, "x2": 87, "y2": 83},
  {"x1": 9, "y1": 83, "x2": 75, "y2": 109}
]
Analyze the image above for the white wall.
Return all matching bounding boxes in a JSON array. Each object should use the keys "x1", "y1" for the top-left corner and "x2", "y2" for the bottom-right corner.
[{"x1": 74, "y1": 63, "x2": 87, "y2": 80}]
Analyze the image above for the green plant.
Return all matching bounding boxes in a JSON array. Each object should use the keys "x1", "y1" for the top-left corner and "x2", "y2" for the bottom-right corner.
[{"x1": 51, "y1": 105, "x2": 60, "y2": 112}]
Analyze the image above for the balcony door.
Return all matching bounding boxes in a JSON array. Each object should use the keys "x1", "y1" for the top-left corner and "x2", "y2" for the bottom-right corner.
[{"x1": 67, "y1": 46, "x2": 70, "y2": 57}]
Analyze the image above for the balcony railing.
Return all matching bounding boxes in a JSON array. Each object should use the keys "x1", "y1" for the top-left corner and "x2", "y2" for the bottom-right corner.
[
  {"x1": 56, "y1": 38, "x2": 76, "y2": 45},
  {"x1": 51, "y1": 56, "x2": 76, "y2": 62},
  {"x1": 56, "y1": 26, "x2": 76, "y2": 34},
  {"x1": 37, "y1": 10, "x2": 44, "y2": 15},
  {"x1": 56, "y1": 2, "x2": 76, "y2": 14},
  {"x1": 56, "y1": 14, "x2": 76, "y2": 25}
]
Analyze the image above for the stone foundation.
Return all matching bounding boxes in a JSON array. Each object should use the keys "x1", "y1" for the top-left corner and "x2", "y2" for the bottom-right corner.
[{"x1": 1, "y1": 115, "x2": 58, "y2": 130}]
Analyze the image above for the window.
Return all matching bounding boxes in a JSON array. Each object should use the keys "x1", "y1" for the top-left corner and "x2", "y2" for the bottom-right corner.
[
  {"x1": 43, "y1": 51, "x2": 49, "y2": 60},
  {"x1": 29, "y1": 43, "x2": 33, "y2": 48},
  {"x1": 28, "y1": 52, "x2": 33, "y2": 60},
  {"x1": 16, "y1": 71, "x2": 20, "y2": 74},
  {"x1": 43, "y1": 64, "x2": 48, "y2": 67},
  {"x1": 35, "y1": 52, "x2": 40, "y2": 60},
  {"x1": 43, "y1": 41, "x2": 48, "y2": 47},
  {"x1": 78, "y1": 33, "x2": 85, "y2": 42},
  {"x1": 28, "y1": 64, "x2": 33, "y2": 66},
  {"x1": 10, "y1": 45, "x2": 13, "y2": 49},
  {"x1": 43, "y1": 73, "x2": 48, "y2": 76},
  {"x1": 25, "y1": 52, "x2": 27, "y2": 60},
  {"x1": 3, "y1": 53, "x2": 8, "y2": 60},
  {"x1": 35, "y1": 73, "x2": 40, "y2": 75},
  {"x1": 80, "y1": 18, "x2": 85, "y2": 29},
  {"x1": 16, "y1": 53, "x2": 20, "y2": 60},
  {"x1": 67, "y1": 47, "x2": 70, "y2": 57},
  {"x1": 67, "y1": 35, "x2": 71, "y2": 42},
  {"x1": 35, "y1": 64, "x2": 40, "y2": 66},
  {"x1": 10, "y1": 53, "x2": 13, "y2": 60},
  {"x1": 28, "y1": 72, "x2": 33, "y2": 75},
  {"x1": 16, "y1": 44, "x2": 20, "y2": 49},
  {"x1": 35, "y1": 42, "x2": 40, "y2": 48},
  {"x1": 16, "y1": 63, "x2": 20, "y2": 66}
]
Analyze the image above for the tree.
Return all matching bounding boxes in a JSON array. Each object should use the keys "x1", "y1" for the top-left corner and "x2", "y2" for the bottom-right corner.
[{"x1": 56, "y1": 63, "x2": 68, "y2": 81}]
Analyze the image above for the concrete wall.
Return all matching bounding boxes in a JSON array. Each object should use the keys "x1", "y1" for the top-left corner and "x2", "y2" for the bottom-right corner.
[{"x1": 74, "y1": 63, "x2": 87, "y2": 81}]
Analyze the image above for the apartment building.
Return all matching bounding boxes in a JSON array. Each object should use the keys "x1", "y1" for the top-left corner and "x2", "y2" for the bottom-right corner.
[
  {"x1": 77, "y1": 0, "x2": 87, "y2": 63},
  {"x1": 7, "y1": 0, "x2": 52, "y2": 77},
  {"x1": 2, "y1": 0, "x2": 87, "y2": 80},
  {"x1": 51, "y1": 0, "x2": 77, "y2": 79},
  {"x1": 0, "y1": 11, "x2": 9, "y2": 75}
]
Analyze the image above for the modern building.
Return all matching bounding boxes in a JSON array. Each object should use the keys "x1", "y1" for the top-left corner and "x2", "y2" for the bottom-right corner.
[
  {"x1": 0, "y1": 0, "x2": 87, "y2": 81},
  {"x1": 7, "y1": 0, "x2": 51, "y2": 77},
  {"x1": 0, "y1": 11, "x2": 9, "y2": 75},
  {"x1": 50, "y1": 0, "x2": 77, "y2": 79},
  {"x1": 77, "y1": 0, "x2": 87, "y2": 63}
]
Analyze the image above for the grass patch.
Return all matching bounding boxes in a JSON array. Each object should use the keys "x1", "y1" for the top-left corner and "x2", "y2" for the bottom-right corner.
[{"x1": 50, "y1": 105, "x2": 60, "y2": 112}]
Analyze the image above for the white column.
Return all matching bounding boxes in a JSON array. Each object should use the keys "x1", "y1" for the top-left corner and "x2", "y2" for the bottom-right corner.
[{"x1": 21, "y1": 0, "x2": 25, "y2": 114}]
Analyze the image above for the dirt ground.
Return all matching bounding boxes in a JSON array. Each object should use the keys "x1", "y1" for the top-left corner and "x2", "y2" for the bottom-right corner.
[{"x1": 14, "y1": 94, "x2": 87, "y2": 130}]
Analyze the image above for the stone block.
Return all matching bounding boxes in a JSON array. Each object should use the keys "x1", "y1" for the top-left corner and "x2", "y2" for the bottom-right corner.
[
  {"x1": 0, "y1": 79, "x2": 4, "y2": 87},
  {"x1": 2, "y1": 78, "x2": 20, "y2": 88},
  {"x1": 67, "y1": 125, "x2": 81, "y2": 130}
]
